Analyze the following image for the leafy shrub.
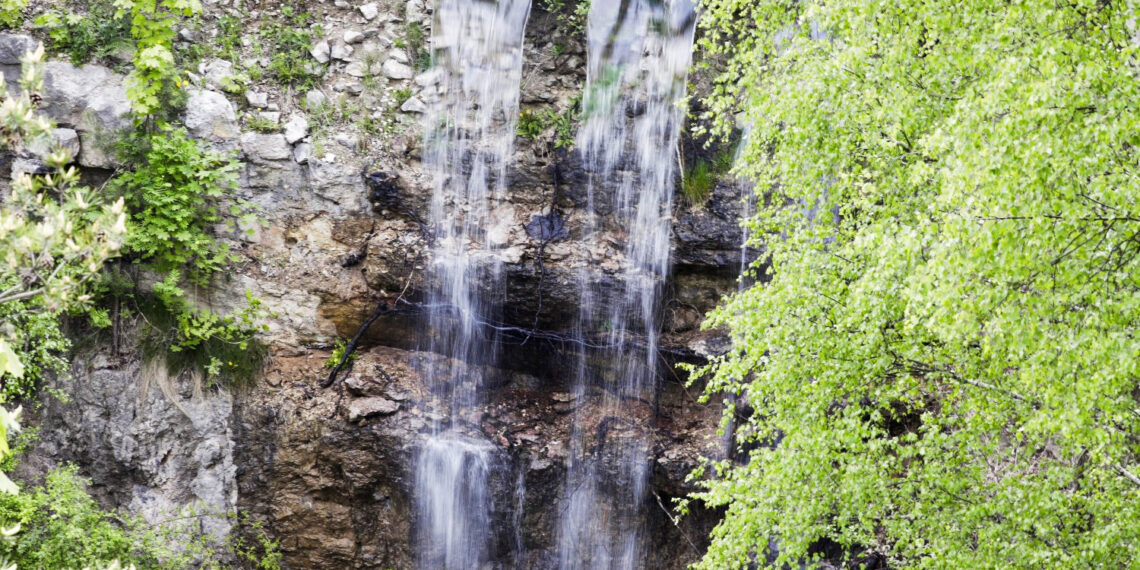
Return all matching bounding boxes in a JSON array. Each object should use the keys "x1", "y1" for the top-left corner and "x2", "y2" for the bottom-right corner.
[
  {"x1": 0, "y1": 0, "x2": 26, "y2": 29},
  {"x1": 0, "y1": 466, "x2": 155, "y2": 568},
  {"x1": 113, "y1": 127, "x2": 249, "y2": 284},
  {"x1": 0, "y1": 465, "x2": 282, "y2": 569},
  {"x1": 34, "y1": 2, "x2": 132, "y2": 65},
  {"x1": 140, "y1": 273, "x2": 270, "y2": 388}
]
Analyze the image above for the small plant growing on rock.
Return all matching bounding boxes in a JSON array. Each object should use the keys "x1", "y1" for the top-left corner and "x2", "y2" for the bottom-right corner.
[{"x1": 324, "y1": 339, "x2": 359, "y2": 369}]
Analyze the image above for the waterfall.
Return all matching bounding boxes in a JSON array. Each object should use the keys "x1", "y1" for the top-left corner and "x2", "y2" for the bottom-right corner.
[
  {"x1": 557, "y1": 0, "x2": 698, "y2": 568},
  {"x1": 414, "y1": 0, "x2": 532, "y2": 567}
]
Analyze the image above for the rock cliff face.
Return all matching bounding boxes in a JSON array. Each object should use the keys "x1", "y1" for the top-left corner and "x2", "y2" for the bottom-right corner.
[{"x1": 6, "y1": 0, "x2": 748, "y2": 567}]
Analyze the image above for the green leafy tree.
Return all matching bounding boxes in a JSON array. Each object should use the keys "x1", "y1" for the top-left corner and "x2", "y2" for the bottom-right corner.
[
  {"x1": 0, "y1": 45, "x2": 127, "y2": 401},
  {"x1": 687, "y1": 0, "x2": 1140, "y2": 568}
]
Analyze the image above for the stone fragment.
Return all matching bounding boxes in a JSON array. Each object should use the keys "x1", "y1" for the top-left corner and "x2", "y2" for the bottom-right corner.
[
  {"x1": 399, "y1": 96, "x2": 427, "y2": 114},
  {"x1": 283, "y1": 115, "x2": 310, "y2": 144},
  {"x1": 346, "y1": 83, "x2": 364, "y2": 95},
  {"x1": 344, "y1": 61, "x2": 367, "y2": 78},
  {"x1": 347, "y1": 397, "x2": 399, "y2": 421},
  {"x1": 305, "y1": 89, "x2": 329, "y2": 109},
  {"x1": 388, "y1": 48, "x2": 409, "y2": 64},
  {"x1": 359, "y1": 2, "x2": 380, "y2": 20},
  {"x1": 199, "y1": 59, "x2": 235, "y2": 91},
  {"x1": 310, "y1": 39, "x2": 331, "y2": 63},
  {"x1": 293, "y1": 142, "x2": 312, "y2": 164},
  {"x1": 246, "y1": 90, "x2": 269, "y2": 108},
  {"x1": 258, "y1": 111, "x2": 281, "y2": 124},
  {"x1": 335, "y1": 132, "x2": 360, "y2": 149},
  {"x1": 381, "y1": 59, "x2": 413, "y2": 80},
  {"x1": 344, "y1": 30, "x2": 365, "y2": 44},
  {"x1": 414, "y1": 68, "x2": 443, "y2": 87},
  {"x1": 330, "y1": 42, "x2": 354, "y2": 61}
]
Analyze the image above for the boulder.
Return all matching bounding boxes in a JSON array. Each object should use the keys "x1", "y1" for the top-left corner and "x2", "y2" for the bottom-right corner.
[
  {"x1": 183, "y1": 89, "x2": 239, "y2": 144},
  {"x1": 0, "y1": 33, "x2": 37, "y2": 65}
]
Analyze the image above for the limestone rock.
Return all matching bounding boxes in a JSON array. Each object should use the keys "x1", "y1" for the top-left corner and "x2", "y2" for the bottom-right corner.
[
  {"x1": 0, "y1": 33, "x2": 37, "y2": 65},
  {"x1": 344, "y1": 30, "x2": 365, "y2": 44},
  {"x1": 184, "y1": 89, "x2": 238, "y2": 144},
  {"x1": 359, "y1": 2, "x2": 380, "y2": 20},
  {"x1": 283, "y1": 115, "x2": 310, "y2": 144},
  {"x1": 27, "y1": 128, "x2": 80, "y2": 162},
  {"x1": 246, "y1": 90, "x2": 269, "y2": 109},
  {"x1": 33, "y1": 61, "x2": 132, "y2": 167},
  {"x1": 293, "y1": 142, "x2": 312, "y2": 164},
  {"x1": 305, "y1": 89, "x2": 328, "y2": 110},
  {"x1": 344, "y1": 61, "x2": 367, "y2": 78},
  {"x1": 388, "y1": 48, "x2": 409, "y2": 64},
  {"x1": 399, "y1": 96, "x2": 427, "y2": 114},
  {"x1": 310, "y1": 39, "x2": 331, "y2": 64},
  {"x1": 330, "y1": 42, "x2": 354, "y2": 61},
  {"x1": 241, "y1": 132, "x2": 292, "y2": 162},
  {"x1": 199, "y1": 59, "x2": 235, "y2": 91},
  {"x1": 381, "y1": 59, "x2": 413, "y2": 80},
  {"x1": 347, "y1": 397, "x2": 399, "y2": 421}
]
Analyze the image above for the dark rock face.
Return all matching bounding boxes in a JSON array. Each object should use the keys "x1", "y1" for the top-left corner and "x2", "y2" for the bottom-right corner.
[
  {"x1": 673, "y1": 181, "x2": 755, "y2": 269},
  {"x1": 2, "y1": 4, "x2": 747, "y2": 568},
  {"x1": 229, "y1": 346, "x2": 722, "y2": 569}
]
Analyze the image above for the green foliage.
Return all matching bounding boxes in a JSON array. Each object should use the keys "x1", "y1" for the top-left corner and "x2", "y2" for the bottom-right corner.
[
  {"x1": 258, "y1": 2, "x2": 322, "y2": 88},
  {"x1": 243, "y1": 113, "x2": 280, "y2": 133},
  {"x1": 516, "y1": 95, "x2": 581, "y2": 148},
  {"x1": 323, "y1": 339, "x2": 358, "y2": 370},
  {"x1": 392, "y1": 87, "x2": 413, "y2": 107},
  {"x1": 689, "y1": 0, "x2": 1140, "y2": 568},
  {"x1": 213, "y1": 14, "x2": 242, "y2": 61},
  {"x1": 113, "y1": 127, "x2": 248, "y2": 284},
  {"x1": 516, "y1": 109, "x2": 544, "y2": 139},
  {"x1": 0, "y1": 0, "x2": 25, "y2": 29},
  {"x1": 139, "y1": 272, "x2": 270, "y2": 387},
  {"x1": 34, "y1": 1, "x2": 133, "y2": 65},
  {"x1": 0, "y1": 47, "x2": 127, "y2": 402},
  {"x1": 541, "y1": 0, "x2": 589, "y2": 36},
  {"x1": 403, "y1": 21, "x2": 430, "y2": 72},
  {"x1": 681, "y1": 151, "x2": 732, "y2": 207},
  {"x1": 0, "y1": 465, "x2": 153, "y2": 568},
  {"x1": 0, "y1": 464, "x2": 281, "y2": 569},
  {"x1": 113, "y1": 0, "x2": 202, "y2": 117},
  {"x1": 0, "y1": 296, "x2": 68, "y2": 403},
  {"x1": 107, "y1": 127, "x2": 268, "y2": 386}
]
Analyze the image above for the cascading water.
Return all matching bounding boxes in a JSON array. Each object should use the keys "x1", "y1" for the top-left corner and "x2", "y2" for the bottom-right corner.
[
  {"x1": 414, "y1": 0, "x2": 532, "y2": 567},
  {"x1": 557, "y1": 0, "x2": 697, "y2": 568}
]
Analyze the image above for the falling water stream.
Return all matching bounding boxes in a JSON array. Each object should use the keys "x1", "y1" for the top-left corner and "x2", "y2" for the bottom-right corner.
[
  {"x1": 415, "y1": 0, "x2": 532, "y2": 567},
  {"x1": 557, "y1": 0, "x2": 698, "y2": 568},
  {"x1": 414, "y1": 0, "x2": 697, "y2": 567}
]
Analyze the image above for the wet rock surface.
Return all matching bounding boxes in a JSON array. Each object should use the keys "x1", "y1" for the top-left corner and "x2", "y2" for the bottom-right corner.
[{"x1": 5, "y1": 0, "x2": 748, "y2": 566}]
